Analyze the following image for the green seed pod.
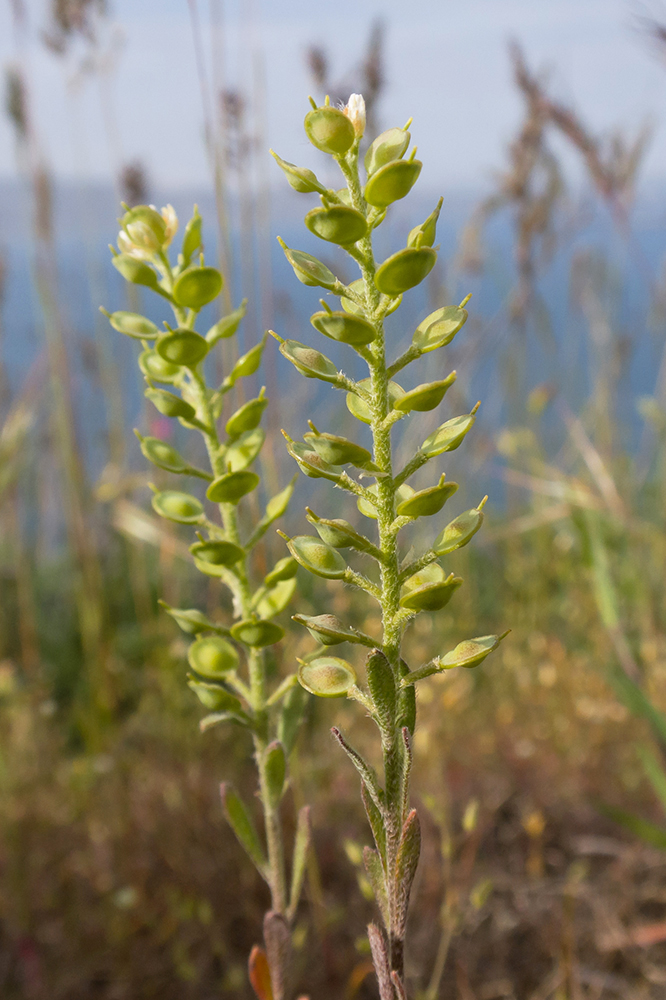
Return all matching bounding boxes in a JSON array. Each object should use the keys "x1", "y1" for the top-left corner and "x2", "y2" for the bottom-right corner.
[
  {"x1": 160, "y1": 602, "x2": 226, "y2": 635},
  {"x1": 357, "y1": 482, "x2": 413, "y2": 519},
  {"x1": 400, "y1": 572, "x2": 463, "y2": 612},
  {"x1": 335, "y1": 186, "x2": 352, "y2": 206},
  {"x1": 346, "y1": 378, "x2": 405, "y2": 424},
  {"x1": 292, "y1": 613, "x2": 374, "y2": 647},
  {"x1": 145, "y1": 387, "x2": 196, "y2": 421},
  {"x1": 412, "y1": 301, "x2": 469, "y2": 354},
  {"x1": 172, "y1": 266, "x2": 223, "y2": 309},
  {"x1": 304, "y1": 105, "x2": 355, "y2": 155},
  {"x1": 298, "y1": 656, "x2": 357, "y2": 697},
  {"x1": 206, "y1": 299, "x2": 247, "y2": 345},
  {"x1": 433, "y1": 499, "x2": 486, "y2": 555},
  {"x1": 263, "y1": 741, "x2": 286, "y2": 808},
  {"x1": 225, "y1": 391, "x2": 268, "y2": 438},
  {"x1": 137, "y1": 434, "x2": 190, "y2": 474},
  {"x1": 181, "y1": 206, "x2": 202, "y2": 264},
  {"x1": 364, "y1": 125, "x2": 411, "y2": 176},
  {"x1": 270, "y1": 149, "x2": 326, "y2": 193},
  {"x1": 206, "y1": 470, "x2": 259, "y2": 504},
  {"x1": 121, "y1": 204, "x2": 167, "y2": 245},
  {"x1": 138, "y1": 350, "x2": 181, "y2": 384},
  {"x1": 264, "y1": 556, "x2": 298, "y2": 589},
  {"x1": 190, "y1": 539, "x2": 244, "y2": 573},
  {"x1": 263, "y1": 478, "x2": 297, "y2": 523},
  {"x1": 396, "y1": 475, "x2": 459, "y2": 518},
  {"x1": 407, "y1": 197, "x2": 443, "y2": 248},
  {"x1": 366, "y1": 649, "x2": 396, "y2": 729},
  {"x1": 421, "y1": 408, "x2": 478, "y2": 458},
  {"x1": 278, "y1": 339, "x2": 339, "y2": 382},
  {"x1": 306, "y1": 509, "x2": 376, "y2": 554},
  {"x1": 257, "y1": 577, "x2": 296, "y2": 618},
  {"x1": 278, "y1": 238, "x2": 338, "y2": 290},
  {"x1": 231, "y1": 619, "x2": 285, "y2": 647},
  {"x1": 304, "y1": 429, "x2": 375, "y2": 470},
  {"x1": 226, "y1": 335, "x2": 267, "y2": 386},
  {"x1": 187, "y1": 677, "x2": 242, "y2": 712},
  {"x1": 112, "y1": 254, "x2": 161, "y2": 291},
  {"x1": 340, "y1": 278, "x2": 367, "y2": 316},
  {"x1": 105, "y1": 310, "x2": 159, "y2": 339},
  {"x1": 340, "y1": 279, "x2": 402, "y2": 318},
  {"x1": 225, "y1": 428, "x2": 265, "y2": 472},
  {"x1": 283, "y1": 434, "x2": 342, "y2": 481},
  {"x1": 393, "y1": 372, "x2": 457, "y2": 413},
  {"x1": 397, "y1": 660, "x2": 416, "y2": 734},
  {"x1": 374, "y1": 246, "x2": 437, "y2": 296},
  {"x1": 188, "y1": 635, "x2": 239, "y2": 677},
  {"x1": 437, "y1": 633, "x2": 508, "y2": 671},
  {"x1": 152, "y1": 490, "x2": 204, "y2": 524},
  {"x1": 364, "y1": 159, "x2": 422, "y2": 208},
  {"x1": 305, "y1": 205, "x2": 367, "y2": 245},
  {"x1": 311, "y1": 310, "x2": 376, "y2": 347},
  {"x1": 287, "y1": 535, "x2": 347, "y2": 579},
  {"x1": 156, "y1": 329, "x2": 209, "y2": 367}
]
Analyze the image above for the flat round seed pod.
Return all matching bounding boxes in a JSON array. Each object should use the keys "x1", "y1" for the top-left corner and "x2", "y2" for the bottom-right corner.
[
  {"x1": 108, "y1": 310, "x2": 159, "y2": 339},
  {"x1": 413, "y1": 305, "x2": 468, "y2": 353},
  {"x1": 145, "y1": 388, "x2": 195, "y2": 421},
  {"x1": 112, "y1": 254, "x2": 160, "y2": 290},
  {"x1": 311, "y1": 310, "x2": 376, "y2": 347},
  {"x1": 207, "y1": 470, "x2": 259, "y2": 504},
  {"x1": 340, "y1": 279, "x2": 402, "y2": 317},
  {"x1": 433, "y1": 506, "x2": 485, "y2": 555},
  {"x1": 190, "y1": 540, "x2": 244, "y2": 571},
  {"x1": 156, "y1": 329, "x2": 209, "y2": 366},
  {"x1": 225, "y1": 428, "x2": 265, "y2": 472},
  {"x1": 304, "y1": 431, "x2": 374, "y2": 469},
  {"x1": 407, "y1": 198, "x2": 443, "y2": 248},
  {"x1": 375, "y1": 246, "x2": 437, "y2": 296},
  {"x1": 271, "y1": 150, "x2": 324, "y2": 193},
  {"x1": 231, "y1": 619, "x2": 285, "y2": 647},
  {"x1": 284, "y1": 437, "x2": 342, "y2": 481},
  {"x1": 335, "y1": 187, "x2": 352, "y2": 206},
  {"x1": 346, "y1": 378, "x2": 405, "y2": 424},
  {"x1": 139, "y1": 350, "x2": 181, "y2": 384},
  {"x1": 365, "y1": 126, "x2": 411, "y2": 176},
  {"x1": 188, "y1": 635, "x2": 239, "y2": 677},
  {"x1": 438, "y1": 634, "x2": 504, "y2": 670},
  {"x1": 421, "y1": 412, "x2": 476, "y2": 458},
  {"x1": 225, "y1": 395, "x2": 268, "y2": 438},
  {"x1": 310, "y1": 516, "x2": 358, "y2": 548},
  {"x1": 279, "y1": 340, "x2": 339, "y2": 382},
  {"x1": 287, "y1": 535, "x2": 347, "y2": 579},
  {"x1": 187, "y1": 678, "x2": 242, "y2": 711},
  {"x1": 298, "y1": 656, "x2": 356, "y2": 697},
  {"x1": 162, "y1": 604, "x2": 224, "y2": 635},
  {"x1": 357, "y1": 482, "x2": 413, "y2": 520},
  {"x1": 396, "y1": 477, "x2": 459, "y2": 518},
  {"x1": 393, "y1": 373, "x2": 457, "y2": 413},
  {"x1": 152, "y1": 490, "x2": 204, "y2": 524},
  {"x1": 256, "y1": 578, "x2": 296, "y2": 619},
  {"x1": 206, "y1": 300, "x2": 247, "y2": 344},
  {"x1": 264, "y1": 556, "x2": 298, "y2": 589},
  {"x1": 279, "y1": 241, "x2": 338, "y2": 289},
  {"x1": 400, "y1": 574, "x2": 463, "y2": 612},
  {"x1": 364, "y1": 159, "x2": 422, "y2": 207},
  {"x1": 139, "y1": 436, "x2": 189, "y2": 474},
  {"x1": 305, "y1": 205, "x2": 367, "y2": 245},
  {"x1": 293, "y1": 613, "x2": 373, "y2": 646},
  {"x1": 304, "y1": 106, "x2": 355, "y2": 155},
  {"x1": 172, "y1": 266, "x2": 223, "y2": 309}
]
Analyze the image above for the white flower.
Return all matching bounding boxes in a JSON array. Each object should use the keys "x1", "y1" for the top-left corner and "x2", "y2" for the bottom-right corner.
[
  {"x1": 161, "y1": 204, "x2": 178, "y2": 248},
  {"x1": 344, "y1": 93, "x2": 366, "y2": 138}
]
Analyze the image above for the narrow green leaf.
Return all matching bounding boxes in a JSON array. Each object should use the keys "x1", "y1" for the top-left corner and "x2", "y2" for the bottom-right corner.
[
  {"x1": 220, "y1": 783, "x2": 268, "y2": 877},
  {"x1": 263, "y1": 741, "x2": 287, "y2": 808},
  {"x1": 288, "y1": 806, "x2": 312, "y2": 920}
]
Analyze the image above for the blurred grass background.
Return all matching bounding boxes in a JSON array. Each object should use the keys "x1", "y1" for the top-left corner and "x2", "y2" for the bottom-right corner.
[{"x1": 2, "y1": 1, "x2": 666, "y2": 998}]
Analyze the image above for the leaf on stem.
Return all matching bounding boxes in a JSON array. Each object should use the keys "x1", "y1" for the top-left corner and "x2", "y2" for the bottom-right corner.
[{"x1": 221, "y1": 783, "x2": 268, "y2": 878}]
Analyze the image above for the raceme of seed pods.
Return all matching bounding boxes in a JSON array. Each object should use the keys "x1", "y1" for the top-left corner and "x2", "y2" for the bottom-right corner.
[
  {"x1": 272, "y1": 93, "x2": 508, "y2": 996},
  {"x1": 102, "y1": 204, "x2": 311, "y2": 996}
]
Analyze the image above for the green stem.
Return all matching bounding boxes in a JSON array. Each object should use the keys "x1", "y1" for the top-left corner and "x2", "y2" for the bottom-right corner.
[{"x1": 340, "y1": 144, "x2": 409, "y2": 977}]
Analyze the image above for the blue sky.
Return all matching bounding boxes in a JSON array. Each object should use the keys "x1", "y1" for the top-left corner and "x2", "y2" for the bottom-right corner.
[{"x1": 1, "y1": 0, "x2": 666, "y2": 192}]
